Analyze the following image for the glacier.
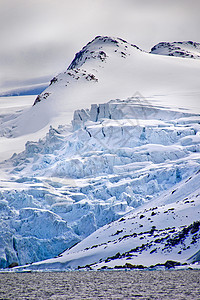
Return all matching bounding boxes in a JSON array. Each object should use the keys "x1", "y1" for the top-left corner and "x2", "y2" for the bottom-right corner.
[
  {"x1": 0, "y1": 36, "x2": 200, "y2": 269},
  {"x1": 18, "y1": 169, "x2": 200, "y2": 271},
  {"x1": 0, "y1": 99, "x2": 200, "y2": 269}
]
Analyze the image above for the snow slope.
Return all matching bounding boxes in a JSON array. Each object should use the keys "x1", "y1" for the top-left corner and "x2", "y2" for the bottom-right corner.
[
  {"x1": 0, "y1": 36, "x2": 200, "y2": 269},
  {"x1": 0, "y1": 96, "x2": 37, "y2": 161}
]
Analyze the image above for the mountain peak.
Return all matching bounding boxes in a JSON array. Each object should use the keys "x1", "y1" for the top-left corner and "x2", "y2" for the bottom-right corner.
[
  {"x1": 150, "y1": 41, "x2": 200, "y2": 59},
  {"x1": 67, "y1": 35, "x2": 141, "y2": 70},
  {"x1": 33, "y1": 36, "x2": 142, "y2": 106}
]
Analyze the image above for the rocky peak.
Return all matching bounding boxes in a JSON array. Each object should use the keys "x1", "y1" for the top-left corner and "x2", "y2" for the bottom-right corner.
[
  {"x1": 150, "y1": 41, "x2": 200, "y2": 59},
  {"x1": 67, "y1": 35, "x2": 141, "y2": 70},
  {"x1": 33, "y1": 36, "x2": 142, "y2": 106}
]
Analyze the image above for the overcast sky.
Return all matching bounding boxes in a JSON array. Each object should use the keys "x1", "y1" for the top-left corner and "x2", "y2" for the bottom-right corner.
[{"x1": 0, "y1": 0, "x2": 199, "y2": 94}]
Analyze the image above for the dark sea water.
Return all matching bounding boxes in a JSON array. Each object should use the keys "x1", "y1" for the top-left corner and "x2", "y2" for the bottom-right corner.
[{"x1": 0, "y1": 270, "x2": 200, "y2": 299}]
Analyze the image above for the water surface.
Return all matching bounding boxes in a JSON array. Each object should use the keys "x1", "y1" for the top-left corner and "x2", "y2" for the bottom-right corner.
[{"x1": 0, "y1": 270, "x2": 199, "y2": 299}]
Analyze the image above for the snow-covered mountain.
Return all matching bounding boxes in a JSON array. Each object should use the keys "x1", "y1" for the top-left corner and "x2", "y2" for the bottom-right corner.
[
  {"x1": 150, "y1": 41, "x2": 200, "y2": 59},
  {"x1": 0, "y1": 36, "x2": 200, "y2": 270},
  {"x1": 1, "y1": 36, "x2": 200, "y2": 141}
]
